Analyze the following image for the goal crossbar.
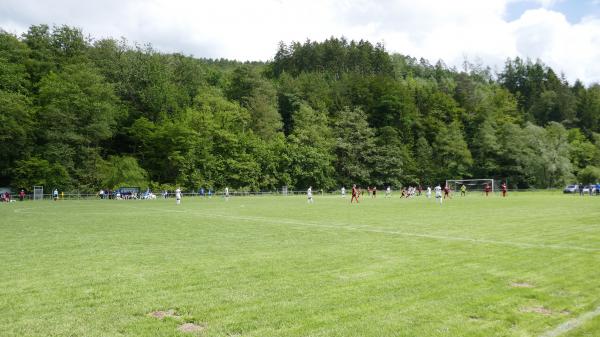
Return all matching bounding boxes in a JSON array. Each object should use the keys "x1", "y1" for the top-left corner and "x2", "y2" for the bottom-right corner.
[{"x1": 446, "y1": 179, "x2": 494, "y2": 192}]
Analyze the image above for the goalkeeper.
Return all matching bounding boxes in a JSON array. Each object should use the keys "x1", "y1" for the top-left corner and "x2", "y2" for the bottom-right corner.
[{"x1": 460, "y1": 184, "x2": 466, "y2": 196}]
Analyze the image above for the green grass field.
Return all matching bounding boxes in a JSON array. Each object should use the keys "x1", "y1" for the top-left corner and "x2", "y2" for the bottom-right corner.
[{"x1": 1, "y1": 192, "x2": 599, "y2": 337}]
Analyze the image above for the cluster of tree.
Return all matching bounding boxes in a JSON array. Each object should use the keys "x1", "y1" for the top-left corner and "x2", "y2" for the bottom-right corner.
[{"x1": 1, "y1": 25, "x2": 600, "y2": 192}]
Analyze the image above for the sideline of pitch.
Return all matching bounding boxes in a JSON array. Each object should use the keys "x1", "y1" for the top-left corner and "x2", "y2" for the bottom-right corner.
[
  {"x1": 189, "y1": 210, "x2": 600, "y2": 336},
  {"x1": 13, "y1": 204, "x2": 600, "y2": 253},
  {"x1": 151, "y1": 207, "x2": 600, "y2": 253},
  {"x1": 539, "y1": 305, "x2": 600, "y2": 337},
  {"x1": 13, "y1": 203, "x2": 599, "y2": 335}
]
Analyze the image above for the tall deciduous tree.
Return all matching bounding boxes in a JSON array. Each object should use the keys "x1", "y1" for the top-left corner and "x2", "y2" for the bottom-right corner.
[
  {"x1": 332, "y1": 107, "x2": 375, "y2": 186},
  {"x1": 287, "y1": 104, "x2": 334, "y2": 189},
  {"x1": 433, "y1": 120, "x2": 473, "y2": 181},
  {"x1": 37, "y1": 63, "x2": 119, "y2": 187},
  {"x1": 100, "y1": 156, "x2": 148, "y2": 189},
  {"x1": 0, "y1": 92, "x2": 33, "y2": 185}
]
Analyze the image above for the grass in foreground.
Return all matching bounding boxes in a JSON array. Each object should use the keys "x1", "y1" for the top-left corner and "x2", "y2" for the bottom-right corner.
[{"x1": 1, "y1": 192, "x2": 599, "y2": 337}]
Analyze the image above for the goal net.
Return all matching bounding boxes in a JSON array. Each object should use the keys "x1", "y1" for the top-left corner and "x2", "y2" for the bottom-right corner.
[
  {"x1": 446, "y1": 179, "x2": 494, "y2": 193},
  {"x1": 33, "y1": 186, "x2": 44, "y2": 200}
]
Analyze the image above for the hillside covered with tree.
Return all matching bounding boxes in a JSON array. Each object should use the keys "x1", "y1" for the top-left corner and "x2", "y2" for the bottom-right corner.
[{"x1": 1, "y1": 25, "x2": 600, "y2": 192}]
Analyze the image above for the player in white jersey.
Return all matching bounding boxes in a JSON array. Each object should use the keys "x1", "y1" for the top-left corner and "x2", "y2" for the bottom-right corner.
[
  {"x1": 434, "y1": 184, "x2": 442, "y2": 204},
  {"x1": 385, "y1": 186, "x2": 391, "y2": 197},
  {"x1": 224, "y1": 187, "x2": 230, "y2": 201},
  {"x1": 426, "y1": 186, "x2": 432, "y2": 198},
  {"x1": 341, "y1": 187, "x2": 346, "y2": 198},
  {"x1": 175, "y1": 188, "x2": 181, "y2": 205},
  {"x1": 307, "y1": 186, "x2": 314, "y2": 203}
]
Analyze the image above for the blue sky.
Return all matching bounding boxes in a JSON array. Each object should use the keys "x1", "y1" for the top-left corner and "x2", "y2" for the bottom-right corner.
[{"x1": 506, "y1": 0, "x2": 600, "y2": 22}]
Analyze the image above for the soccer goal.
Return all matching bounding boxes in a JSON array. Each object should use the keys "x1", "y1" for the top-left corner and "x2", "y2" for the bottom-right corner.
[
  {"x1": 33, "y1": 185, "x2": 44, "y2": 200},
  {"x1": 446, "y1": 179, "x2": 494, "y2": 193}
]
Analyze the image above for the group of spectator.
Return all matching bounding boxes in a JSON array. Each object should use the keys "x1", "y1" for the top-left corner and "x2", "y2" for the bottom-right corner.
[
  {"x1": 1, "y1": 190, "x2": 27, "y2": 202},
  {"x1": 98, "y1": 189, "x2": 140, "y2": 200},
  {"x1": 577, "y1": 183, "x2": 600, "y2": 196}
]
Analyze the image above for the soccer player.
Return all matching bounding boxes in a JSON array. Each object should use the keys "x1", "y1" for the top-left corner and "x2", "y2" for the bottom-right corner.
[
  {"x1": 307, "y1": 186, "x2": 314, "y2": 203},
  {"x1": 484, "y1": 183, "x2": 491, "y2": 196},
  {"x1": 175, "y1": 187, "x2": 181, "y2": 205},
  {"x1": 443, "y1": 185, "x2": 451, "y2": 199},
  {"x1": 19, "y1": 189, "x2": 25, "y2": 201},
  {"x1": 351, "y1": 184, "x2": 359, "y2": 203},
  {"x1": 341, "y1": 187, "x2": 346, "y2": 198},
  {"x1": 426, "y1": 186, "x2": 432, "y2": 198},
  {"x1": 501, "y1": 182, "x2": 507, "y2": 197},
  {"x1": 385, "y1": 186, "x2": 391, "y2": 197},
  {"x1": 224, "y1": 187, "x2": 230, "y2": 201},
  {"x1": 417, "y1": 185, "x2": 422, "y2": 196},
  {"x1": 460, "y1": 184, "x2": 466, "y2": 197},
  {"x1": 53, "y1": 188, "x2": 59, "y2": 201},
  {"x1": 434, "y1": 184, "x2": 443, "y2": 204},
  {"x1": 372, "y1": 186, "x2": 377, "y2": 198}
]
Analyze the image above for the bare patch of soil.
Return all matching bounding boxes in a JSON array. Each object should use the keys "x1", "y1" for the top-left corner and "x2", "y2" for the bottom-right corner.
[
  {"x1": 510, "y1": 282, "x2": 534, "y2": 288},
  {"x1": 521, "y1": 306, "x2": 553, "y2": 315},
  {"x1": 148, "y1": 309, "x2": 180, "y2": 320},
  {"x1": 178, "y1": 323, "x2": 205, "y2": 333}
]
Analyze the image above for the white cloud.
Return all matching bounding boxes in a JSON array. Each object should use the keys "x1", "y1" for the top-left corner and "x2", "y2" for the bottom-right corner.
[
  {"x1": 510, "y1": 9, "x2": 600, "y2": 83},
  {"x1": 0, "y1": 0, "x2": 599, "y2": 84}
]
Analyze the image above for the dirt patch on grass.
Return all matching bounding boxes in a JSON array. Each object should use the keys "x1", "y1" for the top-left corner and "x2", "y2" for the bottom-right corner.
[
  {"x1": 521, "y1": 306, "x2": 553, "y2": 315},
  {"x1": 511, "y1": 282, "x2": 534, "y2": 288},
  {"x1": 467, "y1": 314, "x2": 482, "y2": 321},
  {"x1": 177, "y1": 323, "x2": 205, "y2": 333},
  {"x1": 148, "y1": 309, "x2": 180, "y2": 320}
]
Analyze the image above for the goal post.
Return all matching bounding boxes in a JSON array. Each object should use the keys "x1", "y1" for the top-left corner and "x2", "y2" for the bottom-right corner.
[
  {"x1": 446, "y1": 179, "x2": 494, "y2": 193},
  {"x1": 33, "y1": 186, "x2": 44, "y2": 200}
]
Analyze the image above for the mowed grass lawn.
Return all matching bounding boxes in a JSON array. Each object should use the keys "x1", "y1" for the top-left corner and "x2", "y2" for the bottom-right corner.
[{"x1": 1, "y1": 192, "x2": 599, "y2": 337}]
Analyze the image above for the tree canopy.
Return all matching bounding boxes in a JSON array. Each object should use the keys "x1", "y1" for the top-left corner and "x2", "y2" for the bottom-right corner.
[{"x1": 1, "y1": 25, "x2": 599, "y2": 191}]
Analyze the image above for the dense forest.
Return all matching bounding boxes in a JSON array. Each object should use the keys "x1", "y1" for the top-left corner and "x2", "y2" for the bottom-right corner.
[{"x1": 1, "y1": 25, "x2": 600, "y2": 192}]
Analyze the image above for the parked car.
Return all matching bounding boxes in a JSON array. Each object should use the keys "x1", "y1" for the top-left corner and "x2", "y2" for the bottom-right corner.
[
  {"x1": 582, "y1": 185, "x2": 597, "y2": 194},
  {"x1": 563, "y1": 184, "x2": 579, "y2": 193}
]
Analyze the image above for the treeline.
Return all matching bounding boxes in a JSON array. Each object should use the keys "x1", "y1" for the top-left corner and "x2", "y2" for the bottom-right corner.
[{"x1": 1, "y1": 25, "x2": 600, "y2": 192}]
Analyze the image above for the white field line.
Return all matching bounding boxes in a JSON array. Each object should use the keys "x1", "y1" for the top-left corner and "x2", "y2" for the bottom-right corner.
[
  {"x1": 540, "y1": 306, "x2": 600, "y2": 337},
  {"x1": 168, "y1": 208, "x2": 600, "y2": 253},
  {"x1": 12, "y1": 203, "x2": 600, "y2": 335},
  {"x1": 14, "y1": 205, "x2": 600, "y2": 253}
]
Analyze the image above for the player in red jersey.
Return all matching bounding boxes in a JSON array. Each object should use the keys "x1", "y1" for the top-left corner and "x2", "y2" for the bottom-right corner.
[
  {"x1": 484, "y1": 183, "x2": 491, "y2": 196},
  {"x1": 351, "y1": 184, "x2": 359, "y2": 203},
  {"x1": 443, "y1": 184, "x2": 451, "y2": 199},
  {"x1": 501, "y1": 182, "x2": 507, "y2": 197}
]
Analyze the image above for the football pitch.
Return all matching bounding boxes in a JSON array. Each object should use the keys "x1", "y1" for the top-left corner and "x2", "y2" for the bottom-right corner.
[{"x1": 1, "y1": 192, "x2": 599, "y2": 337}]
